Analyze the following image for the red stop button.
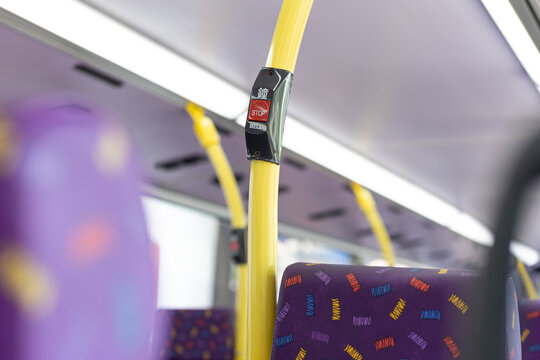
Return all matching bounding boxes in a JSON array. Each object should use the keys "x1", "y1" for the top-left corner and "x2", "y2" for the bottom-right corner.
[
  {"x1": 229, "y1": 240, "x2": 239, "y2": 252},
  {"x1": 248, "y1": 99, "x2": 271, "y2": 122}
]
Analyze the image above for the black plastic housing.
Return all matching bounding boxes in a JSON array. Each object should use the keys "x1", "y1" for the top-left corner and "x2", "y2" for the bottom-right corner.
[
  {"x1": 229, "y1": 228, "x2": 247, "y2": 264},
  {"x1": 245, "y1": 67, "x2": 293, "y2": 164}
]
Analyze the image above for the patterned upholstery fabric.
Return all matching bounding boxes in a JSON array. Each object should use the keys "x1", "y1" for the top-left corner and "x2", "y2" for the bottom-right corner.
[
  {"x1": 154, "y1": 309, "x2": 234, "y2": 359},
  {"x1": 271, "y1": 263, "x2": 521, "y2": 360},
  {"x1": 509, "y1": 277, "x2": 524, "y2": 360},
  {"x1": 519, "y1": 299, "x2": 540, "y2": 360},
  {"x1": 0, "y1": 101, "x2": 155, "y2": 359}
]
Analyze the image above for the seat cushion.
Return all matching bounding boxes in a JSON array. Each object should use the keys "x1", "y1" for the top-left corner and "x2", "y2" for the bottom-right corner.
[
  {"x1": 271, "y1": 262, "x2": 521, "y2": 360},
  {"x1": 153, "y1": 309, "x2": 234, "y2": 359},
  {"x1": 0, "y1": 100, "x2": 155, "y2": 360},
  {"x1": 519, "y1": 299, "x2": 540, "y2": 360}
]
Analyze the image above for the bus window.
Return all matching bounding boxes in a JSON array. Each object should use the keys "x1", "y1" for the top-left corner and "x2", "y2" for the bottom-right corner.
[{"x1": 142, "y1": 196, "x2": 219, "y2": 309}]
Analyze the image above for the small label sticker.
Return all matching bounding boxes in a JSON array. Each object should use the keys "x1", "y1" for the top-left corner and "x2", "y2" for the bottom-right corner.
[
  {"x1": 249, "y1": 122, "x2": 267, "y2": 131},
  {"x1": 257, "y1": 87, "x2": 269, "y2": 99},
  {"x1": 248, "y1": 99, "x2": 271, "y2": 122}
]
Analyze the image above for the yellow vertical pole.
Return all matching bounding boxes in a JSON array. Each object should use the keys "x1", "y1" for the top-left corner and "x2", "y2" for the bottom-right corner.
[
  {"x1": 246, "y1": 1, "x2": 314, "y2": 359},
  {"x1": 246, "y1": 160, "x2": 279, "y2": 359},
  {"x1": 186, "y1": 103, "x2": 248, "y2": 360},
  {"x1": 234, "y1": 265, "x2": 248, "y2": 360},
  {"x1": 350, "y1": 182, "x2": 396, "y2": 267},
  {"x1": 516, "y1": 258, "x2": 538, "y2": 300}
]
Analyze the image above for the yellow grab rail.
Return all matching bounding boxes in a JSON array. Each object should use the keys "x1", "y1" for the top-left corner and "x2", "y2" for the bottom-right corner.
[
  {"x1": 265, "y1": 0, "x2": 314, "y2": 73},
  {"x1": 246, "y1": 1, "x2": 314, "y2": 359},
  {"x1": 516, "y1": 258, "x2": 538, "y2": 300},
  {"x1": 187, "y1": 103, "x2": 246, "y2": 229},
  {"x1": 186, "y1": 103, "x2": 248, "y2": 360},
  {"x1": 234, "y1": 265, "x2": 248, "y2": 360},
  {"x1": 350, "y1": 182, "x2": 396, "y2": 267},
  {"x1": 246, "y1": 160, "x2": 280, "y2": 360}
]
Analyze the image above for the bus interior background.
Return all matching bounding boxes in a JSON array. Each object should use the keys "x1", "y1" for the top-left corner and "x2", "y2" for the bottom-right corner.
[{"x1": 2, "y1": 0, "x2": 540, "y2": 359}]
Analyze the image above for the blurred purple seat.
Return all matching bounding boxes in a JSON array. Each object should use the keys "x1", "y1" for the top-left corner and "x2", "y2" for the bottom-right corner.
[
  {"x1": 153, "y1": 309, "x2": 234, "y2": 360},
  {"x1": 271, "y1": 263, "x2": 521, "y2": 360},
  {"x1": 0, "y1": 100, "x2": 155, "y2": 359},
  {"x1": 519, "y1": 299, "x2": 540, "y2": 360}
]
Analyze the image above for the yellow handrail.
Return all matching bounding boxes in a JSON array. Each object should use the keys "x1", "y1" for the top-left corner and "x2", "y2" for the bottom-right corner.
[
  {"x1": 350, "y1": 182, "x2": 396, "y2": 267},
  {"x1": 246, "y1": 160, "x2": 279, "y2": 360},
  {"x1": 186, "y1": 103, "x2": 248, "y2": 360},
  {"x1": 247, "y1": 1, "x2": 314, "y2": 359},
  {"x1": 516, "y1": 258, "x2": 538, "y2": 300},
  {"x1": 187, "y1": 103, "x2": 246, "y2": 229},
  {"x1": 265, "y1": 0, "x2": 314, "y2": 73}
]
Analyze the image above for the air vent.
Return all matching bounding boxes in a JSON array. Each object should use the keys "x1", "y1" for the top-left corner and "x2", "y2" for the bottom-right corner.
[
  {"x1": 342, "y1": 183, "x2": 352, "y2": 192},
  {"x1": 389, "y1": 233, "x2": 404, "y2": 242},
  {"x1": 355, "y1": 228, "x2": 374, "y2": 238},
  {"x1": 156, "y1": 153, "x2": 207, "y2": 170},
  {"x1": 211, "y1": 173, "x2": 244, "y2": 186},
  {"x1": 429, "y1": 249, "x2": 450, "y2": 260},
  {"x1": 278, "y1": 185, "x2": 290, "y2": 195},
  {"x1": 74, "y1": 64, "x2": 123, "y2": 88},
  {"x1": 215, "y1": 124, "x2": 232, "y2": 137},
  {"x1": 387, "y1": 204, "x2": 403, "y2": 215},
  {"x1": 283, "y1": 157, "x2": 306, "y2": 171},
  {"x1": 309, "y1": 207, "x2": 346, "y2": 221},
  {"x1": 397, "y1": 238, "x2": 423, "y2": 250}
]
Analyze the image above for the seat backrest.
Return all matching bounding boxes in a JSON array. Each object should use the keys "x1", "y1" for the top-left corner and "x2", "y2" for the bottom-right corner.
[
  {"x1": 519, "y1": 299, "x2": 540, "y2": 360},
  {"x1": 153, "y1": 309, "x2": 234, "y2": 359},
  {"x1": 271, "y1": 262, "x2": 521, "y2": 360},
  {"x1": 0, "y1": 101, "x2": 155, "y2": 360}
]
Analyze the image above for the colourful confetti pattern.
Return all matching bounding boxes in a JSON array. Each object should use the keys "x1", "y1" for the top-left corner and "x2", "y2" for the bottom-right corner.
[
  {"x1": 154, "y1": 309, "x2": 234, "y2": 359},
  {"x1": 271, "y1": 263, "x2": 522, "y2": 359},
  {"x1": 0, "y1": 101, "x2": 155, "y2": 359},
  {"x1": 519, "y1": 299, "x2": 540, "y2": 360}
]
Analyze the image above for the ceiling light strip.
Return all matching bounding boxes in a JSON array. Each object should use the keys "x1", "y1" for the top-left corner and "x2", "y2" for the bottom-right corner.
[{"x1": 0, "y1": 0, "x2": 248, "y2": 118}]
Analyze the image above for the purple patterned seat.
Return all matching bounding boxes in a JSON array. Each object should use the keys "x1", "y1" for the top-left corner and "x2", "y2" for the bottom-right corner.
[
  {"x1": 0, "y1": 100, "x2": 155, "y2": 359},
  {"x1": 519, "y1": 299, "x2": 540, "y2": 360},
  {"x1": 272, "y1": 263, "x2": 521, "y2": 360},
  {"x1": 153, "y1": 309, "x2": 234, "y2": 359}
]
